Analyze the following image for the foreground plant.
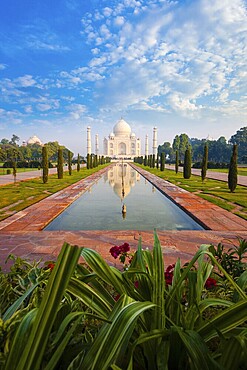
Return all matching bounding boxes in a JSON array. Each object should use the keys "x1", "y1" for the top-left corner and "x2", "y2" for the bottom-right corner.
[{"x1": 1, "y1": 236, "x2": 247, "y2": 369}]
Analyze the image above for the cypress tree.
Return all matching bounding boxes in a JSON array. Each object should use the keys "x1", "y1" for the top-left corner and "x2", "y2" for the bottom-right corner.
[
  {"x1": 152, "y1": 154, "x2": 155, "y2": 168},
  {"x1": 90, "y1": 154, "x2": 93, "y2": 168},
  {"x1": 228, "y1": 144, "x2": 238, "y2": 192},
  {"x1": 93, "y1": 155, "x2": 96, "y2": 168},
  {"x1": 160, "y1": 152, "x2": 165, "y2": 171},
  {"x1": 87, "y1": 153, "x2": 90, "y2": 169},
  {"x1": 144, "y1": 155, "x2": 147, "y2": 166},
  {"x1": 57, "y1": 148, "x2": 63, "y2": 179},
  {"x1": 42, "y1": 145, "x2": 48, "y2": 183},
  {"x1": 183, "y1": 148, "x2": 191, "y2": 179},
  {"x1": 156, "y1": 153, "x2": 159, "y2": 169},
  {"x1": 12, "y1": 160, "x2": 17, "y2": 178},
  {"x1": 175, "y1": 150, "x2": 179, "y2": 174},
  {"x1": 68, "y1": 150, "x2": 72, "y2": 175},
  {"x1": 77, "y1": 153, "x2": 80, "y2": 172},
  {"x1": 201, "y1": 144, "x2": 208, "y2": 182}
]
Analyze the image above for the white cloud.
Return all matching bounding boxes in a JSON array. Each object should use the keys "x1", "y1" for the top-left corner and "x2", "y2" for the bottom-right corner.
[
  {"x1": 37, "y1": 104, "x2": 52, "y2": 111},
  {"x1": 77, "y1": 0, "x2": 247, "y2": 121},
  {"x1": 114, "y1": 16, "x2": 125, "y2": 26},
  {"x1": 103, "y1": 7, "x2": 113, "y2": 17},
  {"x1": 0, "y1": 64, "x2": 7, "y2": 70},
  {"x1": 15, "y1": 75, "x2": 37, "y2": 87},
  {"x1": 68, "y1": 104, "x2": 87, "y2": 120},
  {"x1": 24, "y1": 105, "x2": 33, "y2": 113}
]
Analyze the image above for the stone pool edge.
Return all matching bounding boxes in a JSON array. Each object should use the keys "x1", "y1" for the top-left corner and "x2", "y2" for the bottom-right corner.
[{"x1": 0, "y1": 163, "x2": 247, "y2": 272}]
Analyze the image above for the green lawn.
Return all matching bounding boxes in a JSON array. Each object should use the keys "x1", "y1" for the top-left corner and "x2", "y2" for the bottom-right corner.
[
  {"x1": 136, "y1": 164, "x2": 247, "y2": 220},
  {"x1": 0, "y1": 164, "x2": 110, "y2": 221},
  {"x1": 0, "y1": 168, "x2": 40, "y2": 175},
  {"x1": 208, "y1": 167, "x2": 247, "y2": 176}
]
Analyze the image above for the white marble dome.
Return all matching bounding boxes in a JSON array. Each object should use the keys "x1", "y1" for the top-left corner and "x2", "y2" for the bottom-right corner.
[
  {"x1": 113, "y1": 118, "x2": 131, "y2": 137},
  {"x1": 27, "y1": 135, "x2": 43, "y2": 145}
]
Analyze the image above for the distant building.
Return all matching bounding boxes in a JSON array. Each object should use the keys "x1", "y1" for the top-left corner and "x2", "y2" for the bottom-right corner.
[
  {"x1": 25, "y1": 135, "x2": 43, "y2": 146},
  {"x1": 103, "y1": 118, "x2": 141, "y2": 158},
  {"x1": 86, "y1": 119, "x2": 158, "y2": 158},
  {"x1": 205, "y1": 134, "x2": 214, "y2": 141}
]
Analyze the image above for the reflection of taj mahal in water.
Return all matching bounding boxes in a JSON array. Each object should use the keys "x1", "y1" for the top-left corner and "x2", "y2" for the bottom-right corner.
[
  {"x1": 86, "y1": 118, "x2": 158, "y2": 159},
  {"x1": 104, "y1": 163, "x2": 140, "y2": 200}
]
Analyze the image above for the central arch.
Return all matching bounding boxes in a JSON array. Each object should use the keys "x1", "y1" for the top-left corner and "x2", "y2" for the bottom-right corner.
[{"x1": 118, "y1": 142, "x2": 126, "y2": 155}]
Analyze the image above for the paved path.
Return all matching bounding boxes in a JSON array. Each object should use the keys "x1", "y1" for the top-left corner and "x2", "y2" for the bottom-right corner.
[
  {"x1": 166, "y1": 165, "x2": 247, "y2": 186},
  {"x1": 0, "y1": 165, "x2": 85, "y2": 186}
]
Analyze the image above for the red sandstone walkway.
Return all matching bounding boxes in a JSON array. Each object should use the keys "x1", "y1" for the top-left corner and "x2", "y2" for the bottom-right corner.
[{"x1": 0, "y1": 164, "x2": 246, "y2": 272}]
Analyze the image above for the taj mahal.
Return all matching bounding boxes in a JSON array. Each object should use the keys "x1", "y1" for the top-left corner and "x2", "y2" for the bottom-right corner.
[{"x1": 86, "y1": 118, "x2": 157, "y2": 158}]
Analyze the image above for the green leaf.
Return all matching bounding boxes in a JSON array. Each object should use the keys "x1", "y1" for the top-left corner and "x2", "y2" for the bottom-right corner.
[
  {"x1": 220, "y1": 335, "x2": 247, "y2": 370},
  {"x1": 80, "y1": 248, "x2": 126, "y2": 294},
  {"x1": 198, "y1": 300, "x2": 247, "y2": 342},
  {"x1": 67, "y1": 277, "x2": 113, "y2": 318},
  {"x1": 45, "y1": 315, "x2": 83, "y2": 370},
  {"x1": 175, "y1": 328, "x2": 219, "y2": 370},
  {"x1": 9, "y1": 242, "x2": 81, "y2": 370},
  {"x1": 152, "y1": 232, "x2": 165, "y2": 330},
  {"x1": 5, "y1": 309, "x2": 37, "y2": 370},
  {"x1": 3, "y1": 274, "x2": 47, "y2": 321},
  {"x1": 81, "y1": 298, "x2": 155, "y2": 370}
]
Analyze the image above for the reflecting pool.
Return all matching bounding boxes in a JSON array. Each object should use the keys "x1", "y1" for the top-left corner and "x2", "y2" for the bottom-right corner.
[{"x1": 45, "y1": 164, "x2": 204, "y2": 231}]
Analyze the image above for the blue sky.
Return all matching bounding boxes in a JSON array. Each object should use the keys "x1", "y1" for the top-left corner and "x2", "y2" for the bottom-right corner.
[{"x1": 0, "y1": 0, "x2": 246, "y2": 155}]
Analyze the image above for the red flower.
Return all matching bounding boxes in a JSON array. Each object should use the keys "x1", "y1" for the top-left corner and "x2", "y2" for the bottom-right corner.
[
  {"x1": 165, "y1": 264, "x2": 175, "y2": 286},
  {"x1": 205, "y1": 277, "x2": 217, "y2": 289},
  {"x1": 120, "y1": 243, "x2": 130, "y2": 253},
  {"x1": 109, "y1": 243, "x2": 130, "y2": 259},
  {"x1": 110, "y1": 245, "x2": 121, "y2": 259},
  {"x1": 47, "y1": 263, "x2": 55, "y2": 270}
]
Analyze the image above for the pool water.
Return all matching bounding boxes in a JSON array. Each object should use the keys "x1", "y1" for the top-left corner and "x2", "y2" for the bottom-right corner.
[{"x1": 45, "y1": 163, "x2": 204, "y2": 231}]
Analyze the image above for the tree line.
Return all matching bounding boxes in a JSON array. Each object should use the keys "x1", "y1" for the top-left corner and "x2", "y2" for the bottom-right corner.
[
  {"x1": 0, "y1": 135, "x2": 73, "y2": 168},
  {"x1": 134, "y1": 142, "x2": 239, "y2": 193},
  {"x1": 158, "y1": 126, "x2": 247, "y2": 165}
]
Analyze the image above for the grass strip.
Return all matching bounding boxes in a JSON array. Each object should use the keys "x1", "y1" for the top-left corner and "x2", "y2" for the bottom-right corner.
[
  {"x1": 135, "y1": 164, "x2": 247, "y2": 220},
  {"x1": 0, "y1": 164, "x2": 110, "y2": 221}
]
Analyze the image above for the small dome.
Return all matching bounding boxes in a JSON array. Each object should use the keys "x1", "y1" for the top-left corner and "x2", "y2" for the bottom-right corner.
[
  {"x1": 27, "y1": 135, "x2": 43, "y2": 145},
  {"x1": 109, "y1": 132, "x2": 115, "y2": 137},
  {"x1": 131, "y1": 133, "x2": 136, "y2": 138},
  {"x1": 113, "y1": 119, "x2": 131, "y2": 137}
]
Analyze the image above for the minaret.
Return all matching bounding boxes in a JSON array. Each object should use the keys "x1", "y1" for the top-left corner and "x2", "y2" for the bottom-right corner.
[
  {"x1": 95, "y1": 134, "x2": 99, "y2": 155},
  {"x1": 145, "y1": 134, "x2": 149, "y2": 156},
  {"x1": 87, "y1": 126, "x2": 91, "y2": 154},
  {"x1": 152, "y1": 127, "x2": 157, "y2": 155}
]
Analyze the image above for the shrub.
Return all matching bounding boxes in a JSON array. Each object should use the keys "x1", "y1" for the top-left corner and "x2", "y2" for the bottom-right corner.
[
  {"x1": 228, "y1": 144, "x2": 238, "y2": 193},
  {"x1": 68, "y1": 150, "x2": 72, "y2": 175},
  {"x1": 201, "y1": 144, "x2": 208, "y2": 182},
  {"x1": 42, "y1": 145, "x2": 48, "y2": 184},
  {"x1": 77, "y1": 153, "x2": 80, "y2": 172},
  {"x1": 152, "y1": 154, "x2": 155, "y2": 168},
  {"x1": 160, "y1": 152, "x2": 165, "y2": 171},
  {"x1": 183, "y1": 148, "x2": 191, "y2": 179},
  {"x1": 57, "y1": 148, "x2": 63, "y2": 179},
  {"x1": 2, "y1": 236, "x2": 247, "y2": 370},
  {"x1": 175, "y1": 150, "x2": 179, "y2": 174},
  {"x1": 29, "y1": 160, "x2": 41, "y2": 168}
]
